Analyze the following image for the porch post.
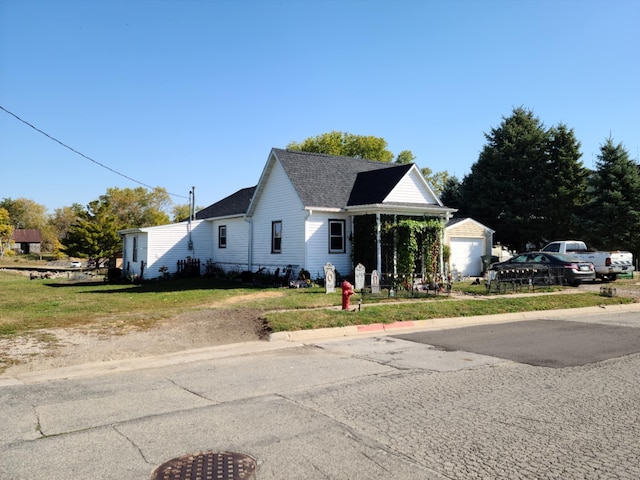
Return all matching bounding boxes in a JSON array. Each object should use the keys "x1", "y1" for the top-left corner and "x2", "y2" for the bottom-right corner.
[
  {"x1": 376, "y1": 213, "x2": 382, "y2": 274},
  {"x1": 441, "y1": 212, "x2": 450, "y2": 279},
  {"x1": 393, "y1": 215, "x2": 398, "y2": 277}
]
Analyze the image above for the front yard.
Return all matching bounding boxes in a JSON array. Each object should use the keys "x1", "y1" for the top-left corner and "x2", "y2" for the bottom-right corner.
[{"x1": 0, "y1": 269, "x2": 636, "y2": 373}]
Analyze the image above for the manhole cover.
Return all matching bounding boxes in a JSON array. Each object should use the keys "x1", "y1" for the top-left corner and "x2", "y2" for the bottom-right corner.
[{"x1": 151, "y1": 451, "x2": 256, "y2": 480}]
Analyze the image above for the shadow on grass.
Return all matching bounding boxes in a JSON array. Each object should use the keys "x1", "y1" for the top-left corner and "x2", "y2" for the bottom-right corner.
[{"x1": 43, "y1": 276, "x2": 280, "y2": 294}]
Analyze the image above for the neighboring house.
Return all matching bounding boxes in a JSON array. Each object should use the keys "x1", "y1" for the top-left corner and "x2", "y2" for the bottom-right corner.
[
  {"x1": 120, "y1": 148, "x2": 457, "y2": 279},
  {"x1": 11, "y1": 229, "x2": 42, "y2": 254},
  {"x1": 445, "y1": 217, "x2": 494, "y2": 277}
]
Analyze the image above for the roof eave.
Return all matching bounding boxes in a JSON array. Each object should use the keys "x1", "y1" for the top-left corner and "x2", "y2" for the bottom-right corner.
[
  {"x1": 305, "y1": 206, "x2": 344, "y2": 213},
  {"x1": 204, "y1": 213, "x2": 246, "y2": 221},
  {"x1": 345, "y1": 204, "x2": 457, "y2": 216}
]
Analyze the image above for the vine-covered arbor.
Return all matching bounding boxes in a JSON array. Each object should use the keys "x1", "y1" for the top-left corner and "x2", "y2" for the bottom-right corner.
[{"x1": 351, "y1": 214, "x2": 450, "y2": 284}]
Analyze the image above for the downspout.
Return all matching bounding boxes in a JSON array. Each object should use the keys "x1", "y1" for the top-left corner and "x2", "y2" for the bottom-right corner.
[
  {"x1": 305, "y1": 209, "x2": 312, "y2": 273},
  {"x1": 441, "y1": 211, "x2": 451, "y2": 278}
]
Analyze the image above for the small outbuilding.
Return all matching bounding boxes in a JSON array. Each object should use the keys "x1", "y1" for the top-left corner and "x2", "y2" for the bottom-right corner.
[
  {"x1": 445, "y1": 218, "x2": 494, "y2": 278},
  {"x1": 11, "y1": 229, "x2": 42, "y2": 254}
]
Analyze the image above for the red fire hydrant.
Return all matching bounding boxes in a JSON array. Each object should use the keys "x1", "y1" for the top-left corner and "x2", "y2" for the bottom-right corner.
[{"x1": 341, "y1": 280, "x2": 355, "y2": 310}]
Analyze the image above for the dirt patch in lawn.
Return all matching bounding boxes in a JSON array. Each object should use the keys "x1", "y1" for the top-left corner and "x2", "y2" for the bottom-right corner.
[{"x1": 0, "y1": 307, "x2": 269, "y2": 375}]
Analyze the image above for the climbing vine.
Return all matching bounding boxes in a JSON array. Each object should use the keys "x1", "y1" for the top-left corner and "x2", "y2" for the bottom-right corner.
[
  {"x1": 389, "y1": 218, "x2": 443, "y2": 276},
  {"x1": 352, "y1": 215, "x2": 444, "y2": 277}
]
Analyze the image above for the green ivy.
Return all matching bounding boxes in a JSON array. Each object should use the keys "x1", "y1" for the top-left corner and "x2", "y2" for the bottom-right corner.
[
  {"x1": 386, "y1": 217, "x2": 443, "y2": 275},
  {"x1": 352, "y1": 215, "x2": 444, "y2": 276}
]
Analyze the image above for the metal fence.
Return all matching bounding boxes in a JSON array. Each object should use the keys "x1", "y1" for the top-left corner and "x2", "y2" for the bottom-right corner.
[
  {"x1": 485, "y1": 266, "x2": 565, "y2": 293},
  {"x1": 356, "y1": 272, "x2": 452, "y2": 300}
]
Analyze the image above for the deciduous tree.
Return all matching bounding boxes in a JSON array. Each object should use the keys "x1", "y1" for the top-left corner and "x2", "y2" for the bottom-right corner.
[
  {"x1": 101, "y1": 187, "x2": 171, "y2": 228},
  {"x1": 47, "y1": 204, "x2": 84, "y2": 254},
  {"x1": 0, "y1": 207, "x2": 14, "y2": 258},
  {"x1": 287, "y1": 131, "x2": 394, "y2": 162},
  {"x1": 172, "y1": 203, "x2": 203, "y2": 222},
  {"x1": 0, "y1": 197, "x2": 48, "y2": 230},
  {"x1": 60, "y1": 187, "x2": 171, "y2": 261},
  {"x1": 0, "y1": 197, "x2": 56, "y2": 251}
]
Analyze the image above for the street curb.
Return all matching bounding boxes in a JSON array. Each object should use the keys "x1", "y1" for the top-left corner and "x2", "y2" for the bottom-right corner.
[
  {"x1": 3, "y1": 303, "x2": 638, "y2": 386},
  {"x1": 269, "y1": 302, "x2": 640, "y2": 343},
  {"x1": 0, "y1": 341, "x2": 303, "y2": 386}
]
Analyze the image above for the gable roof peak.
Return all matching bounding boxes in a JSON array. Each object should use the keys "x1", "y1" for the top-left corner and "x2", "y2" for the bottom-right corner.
[{"x1": 268, "y1": 147, "x2": 399, "y2": 210}]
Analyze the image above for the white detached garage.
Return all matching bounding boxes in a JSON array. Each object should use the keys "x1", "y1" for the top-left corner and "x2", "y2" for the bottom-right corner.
[{"x1": 445, "y1": 218, "x2": 494, "y2": 277}]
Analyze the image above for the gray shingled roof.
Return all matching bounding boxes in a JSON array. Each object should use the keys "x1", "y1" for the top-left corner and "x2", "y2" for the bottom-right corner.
[
  {"x1": 272, "y1": 148, "x2": 400, "y2": 209},
  {"x1": 195, "y1": 186, "x2": 256, "y2": 220}
]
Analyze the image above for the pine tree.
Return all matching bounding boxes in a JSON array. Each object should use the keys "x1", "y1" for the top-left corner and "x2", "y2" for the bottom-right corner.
[
  {"x1": 62, "y1": 200, "x2": 121, "y2": 262},
  {"x1": 460, "y1": 108, "x2": 588, "y2": 252},
  {"x1": 584, "y1": 138, "x2": 640, "y2": 258},
  {"x1": 460, "y1": 107, "x2": 549, "y2": 251},
  {"x1": 543, "y1": 124, "x2": 587, "y2": 241}
]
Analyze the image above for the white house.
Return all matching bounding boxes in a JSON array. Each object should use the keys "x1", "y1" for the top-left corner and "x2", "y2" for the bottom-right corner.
[{"x1": 120, "y1": 148, "x2": 468, "y2": 280}]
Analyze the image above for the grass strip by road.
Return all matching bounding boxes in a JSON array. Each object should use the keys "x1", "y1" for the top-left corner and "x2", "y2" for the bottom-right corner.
[{"x1": 263, "y1": 293, "x2": 634, "y2": 332}]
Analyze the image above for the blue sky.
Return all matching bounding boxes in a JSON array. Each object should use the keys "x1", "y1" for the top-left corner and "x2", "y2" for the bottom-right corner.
[{"x1": 1, "y1": 0, "x2": 638, "y2": 214}]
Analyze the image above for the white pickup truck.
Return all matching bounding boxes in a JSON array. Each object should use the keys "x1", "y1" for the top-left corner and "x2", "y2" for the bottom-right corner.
[{"x1": 541, "y1": 240, "x2": 634, "y2": 281}]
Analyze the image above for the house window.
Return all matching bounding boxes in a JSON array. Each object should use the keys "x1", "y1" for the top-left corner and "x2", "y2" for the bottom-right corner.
[
  {"x1": 329, "y1": 219, "x2": 346, "y2": 253},
  {"x1": 132, "y1": 236, "x2": 138, "y2": 262},
  {"x1": 272, "y1": 221, "x2": 282, "y2": 253},
  {"x1": 218, "y1": 225, "x2": 227, "y2": 248}
]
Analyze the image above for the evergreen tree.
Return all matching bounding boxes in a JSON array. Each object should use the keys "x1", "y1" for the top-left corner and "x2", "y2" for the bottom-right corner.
[
  {"x1": 460, "y1": 108, "x2": 588, "y2": 252},
  {"x1": 460, "y1": 107, "x2": 549, "y2": 251},
  {"x1": 62, "y1": 200, "x2": 122, "y2": 262},
  {"x1": 439, "y1": 176, "x2": 462, "y2": 209},
  {"x1": 584, "y1": 138, "x2": 640, "y2": 258},
  {"x1": 543, "y1": 123, "x2": 587, "y2": 241}
]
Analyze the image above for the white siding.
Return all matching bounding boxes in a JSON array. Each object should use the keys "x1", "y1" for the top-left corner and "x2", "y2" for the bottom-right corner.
[
  {"x1": 250, "y1": 159, "x2": 307, "y2": 274},
  {"x1": 210, "y1": 217, "x2": 250, "y2": 272},
  {"x1": 123, "y1": 220, "x2": 212, "y2": 279},
  {"x1": 122, "y1": 232, "x2": 148, "y2": 277},
  {"x1": 305, "y1": 212, "x2": 352, "y2": 278},
  {"x1": 385, "y1": 167, "x2": 439, "y2": 204}
]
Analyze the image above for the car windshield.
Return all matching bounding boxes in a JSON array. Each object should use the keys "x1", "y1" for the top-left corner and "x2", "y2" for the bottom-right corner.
[
  {"x1": 511, "y1": 253, "x2": 547, "y2": 263},
  {"x1": 544, "y1": 253, "x2": 582, "y2": 263}
]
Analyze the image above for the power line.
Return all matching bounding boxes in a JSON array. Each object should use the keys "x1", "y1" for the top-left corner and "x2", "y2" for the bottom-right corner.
[{"x1": 0, "y1": 105, "x2": 189, "y2": 199}]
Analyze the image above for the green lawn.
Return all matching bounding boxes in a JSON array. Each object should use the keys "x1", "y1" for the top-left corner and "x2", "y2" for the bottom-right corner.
[{"x1": 0, "y1": 270, "x2": 635, "y2": 337}]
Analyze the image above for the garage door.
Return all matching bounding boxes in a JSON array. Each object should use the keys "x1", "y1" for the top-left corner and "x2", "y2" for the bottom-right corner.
[{"x1": 449, "y1": 238, "x2": 484, "y2": 277}]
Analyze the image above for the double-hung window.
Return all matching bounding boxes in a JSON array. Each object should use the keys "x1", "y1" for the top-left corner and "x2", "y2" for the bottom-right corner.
[
  {"x1": 272, "y1": 221, "x2": 282, "y2": 253},
  {"x1": 218, "y1": 225, "x2": 227, "y2": 248},
  {"x1": 329, "y1": 219, "x2": 346, "y2": 253}
]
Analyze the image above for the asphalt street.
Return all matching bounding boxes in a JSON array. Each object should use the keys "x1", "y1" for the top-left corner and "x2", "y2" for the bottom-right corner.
[{"x1": 1, "y1": 304, "x2": 640, "y2": 480}]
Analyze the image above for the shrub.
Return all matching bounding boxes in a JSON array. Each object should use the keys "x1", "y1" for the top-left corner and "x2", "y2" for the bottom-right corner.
[{"x1": 106, "y1": 267, "x2": 123, "y2": 283}]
